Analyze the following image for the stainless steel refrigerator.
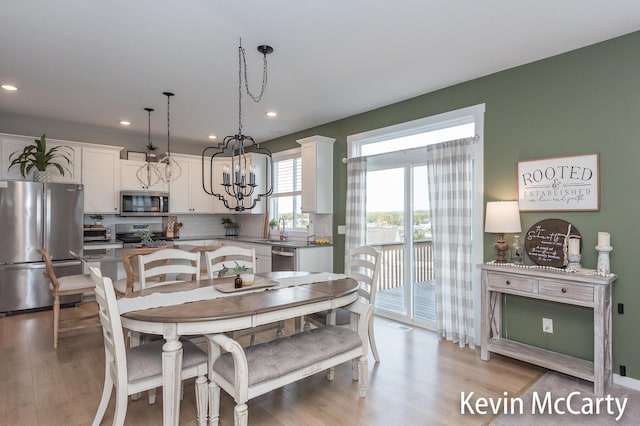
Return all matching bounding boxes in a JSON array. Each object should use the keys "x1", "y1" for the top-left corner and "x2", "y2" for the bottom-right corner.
[{"x1": 0, "y1": 181, "x2": 84, "y2": 314}]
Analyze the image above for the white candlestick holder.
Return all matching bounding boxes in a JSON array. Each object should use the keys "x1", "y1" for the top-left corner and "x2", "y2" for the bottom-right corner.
[
  {"x1": 567, "y1": 253, "x2": 582, "y2": 271},
  {"x1": 595, "y1": 245, "x2": 613, "y2": 276}
]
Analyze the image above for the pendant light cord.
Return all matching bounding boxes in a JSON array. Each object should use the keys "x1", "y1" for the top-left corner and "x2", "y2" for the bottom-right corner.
[
  {"x1": 163, "y1": 92, "x2": 175, "y2": 156},
  {"x1": 145, "y1": 107, "x2": 154, "y2": 153},
  {"x1": 236, "y1": 38, "x2": 270, "y2": 137}
]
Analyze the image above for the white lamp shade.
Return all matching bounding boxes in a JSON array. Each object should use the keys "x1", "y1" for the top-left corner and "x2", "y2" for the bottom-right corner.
[{"x1": 485, "y1": 201, "x2": 522, "y2": 233}]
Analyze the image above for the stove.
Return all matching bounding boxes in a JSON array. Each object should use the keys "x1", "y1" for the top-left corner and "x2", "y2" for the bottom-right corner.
[{"x1": 115, "y1": 223, "x2": 175, "y2": 247}]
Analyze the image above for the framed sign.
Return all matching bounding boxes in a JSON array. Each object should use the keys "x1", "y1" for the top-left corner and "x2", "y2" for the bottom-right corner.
[
  {"x1": 517, "y1": 153, "x2": 599, "y2": 211},
  {"x1": 524, "y1": 219, "x2": 581, "y2": 267}
]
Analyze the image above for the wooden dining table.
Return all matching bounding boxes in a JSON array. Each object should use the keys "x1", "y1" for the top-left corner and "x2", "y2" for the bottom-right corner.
[{"x1": 119, "y1": 271, "x2": 359, "y2": 426}]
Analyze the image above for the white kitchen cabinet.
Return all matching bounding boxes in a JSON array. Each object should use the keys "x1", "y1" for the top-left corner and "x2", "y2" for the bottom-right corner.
[
  {"x1": 254, "y1": 244, "x2": 272, "y2": 273},
  {"x1": 297, "y1": 246, "x2": 333, "y2": 272},
  {"x1": 120, "y1": 159, "x2": 168, "y2": 192},
  {"x1": 1, "y1": 133, "x2": 82, "y2": 183},
  {"x1": 297, "y1": 135, "x2": 335, "y2": 213},
  {"x1": 211, "y1": 153, "x2": 269, "y2": 214},
  {"x1": 169, "y1": 155, "x2": 214, "y2": 214},
  {"x1": 82, "y1": 145, "x2": 123, "y2": 213}
]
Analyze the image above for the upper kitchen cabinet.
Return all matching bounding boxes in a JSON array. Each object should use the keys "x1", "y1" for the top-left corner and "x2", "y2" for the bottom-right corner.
[
  {"x1": 82, "y1": 145, "x2": 122, "y2": 213},
  {"x1": 1, "y1": 133, "x2": 82, "y2": 183},
  {"x1": 169, "y1": 155, "x2": 214, "y2": 214},
  {"x1": 211, "y1": 153, "x2": 269, "y2": 214},
  {"x1": 297, "y1": 135, "x2": 335, "y2": 214},
  {"x1": 120, "y1": 159, "x2": 169, "y2": 192}
]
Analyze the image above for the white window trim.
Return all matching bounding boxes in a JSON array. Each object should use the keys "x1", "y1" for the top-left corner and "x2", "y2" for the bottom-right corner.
[
  {"x1": 270, "y1": 147, "x2": 308, "y2": 235},
  {"x1": 272, "y1": 147, "x2": 301, "y2": 161}
]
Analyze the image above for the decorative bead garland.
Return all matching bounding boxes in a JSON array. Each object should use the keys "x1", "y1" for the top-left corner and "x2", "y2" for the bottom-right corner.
[{"x1": 484, "y1": 260, "x2": 615, "y2": 278}]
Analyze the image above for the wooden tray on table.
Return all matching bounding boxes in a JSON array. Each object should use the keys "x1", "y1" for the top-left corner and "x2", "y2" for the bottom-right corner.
[{"x1": 213, "y1": 276, "x2": 278, "y2": 293}]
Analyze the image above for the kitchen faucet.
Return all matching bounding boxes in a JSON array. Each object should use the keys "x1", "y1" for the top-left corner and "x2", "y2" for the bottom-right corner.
[{"x1": 278, "y1": 217, "x2": 287, "y2": 240}]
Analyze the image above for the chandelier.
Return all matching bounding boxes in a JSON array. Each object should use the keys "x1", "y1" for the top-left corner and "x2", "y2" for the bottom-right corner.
[
  {"x1": 157, "y1": 91, "x2": 182, "y2": 183},
  {"x1": 136, "y1": 107, "x2": 162, "y2": 188},
  {"x1": 202, "y1": 40, "x2": 274, "y2": 211}
]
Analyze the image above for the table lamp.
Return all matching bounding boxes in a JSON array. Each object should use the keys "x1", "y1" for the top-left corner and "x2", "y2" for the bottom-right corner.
[{"x1": 485, "y1": 201, "x2": 522, "y2": 263}]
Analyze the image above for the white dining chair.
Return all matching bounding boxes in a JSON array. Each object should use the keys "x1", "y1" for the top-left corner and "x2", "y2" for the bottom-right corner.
[
  {"x1": 175, "y1": 244, "x2": 223, "y2": 282},
  {"x1": 204, "y1": 245, "x2": 256, "y2": 279},
  {"x1": 89, "y1": 266, "x2": 208, "y2": 426},
  {"x1": 37, "y1": 247, "x2": 100, "y2": 349},
  {"x1": 137, "y1": 248, "x2": 201, "y2": 289},
  {"x1": 204, "y1": 245, "x2": 283, "y2": 344},
  {"x1": 112, "y1": 246, "x2": 169, "y2": 296},
  {"x1": 305, "y1": 245, "x2": 382, "y2": 362},
  {"x1": 133, "y1": 247, "x2": 203, "y2": 404}
]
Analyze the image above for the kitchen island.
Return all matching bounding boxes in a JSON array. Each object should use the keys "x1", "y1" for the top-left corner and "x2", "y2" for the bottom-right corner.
[{"x1": 78, "y1": 236, "x2": 333, "y2": 280}]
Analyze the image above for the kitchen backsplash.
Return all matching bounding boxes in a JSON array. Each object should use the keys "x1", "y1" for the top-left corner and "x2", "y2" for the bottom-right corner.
[
  {"x1": 84, "y1": 212, "x2": 333, "y2": 242},
  {"x1": 84, "y1": 213, "x2": 269, "y2": 239}
]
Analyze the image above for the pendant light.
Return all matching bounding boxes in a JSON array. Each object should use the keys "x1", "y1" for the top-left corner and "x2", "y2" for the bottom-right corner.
[
  {"x1": 202, "y1": 40, "x2": 274, "y2": 211},
  {"x1": 136, "y1": 107, "x2": 161, "y2": 188},
  {"x1": 158, "y1": 91, "x2": 182, "y2": 183}
]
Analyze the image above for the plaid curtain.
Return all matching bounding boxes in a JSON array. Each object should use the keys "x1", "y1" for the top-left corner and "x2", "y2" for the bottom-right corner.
[
  {"x1": 427, "y1": 138, "x2": 475, "y2": 348},
  {"x1": 344, "y1": 157, "x2": 367, "y2": 269}
]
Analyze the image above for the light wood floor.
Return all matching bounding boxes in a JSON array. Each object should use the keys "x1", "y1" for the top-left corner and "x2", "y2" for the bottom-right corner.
[{"x1": 0, "y1": 302, "x2": 544, "y2": 425}]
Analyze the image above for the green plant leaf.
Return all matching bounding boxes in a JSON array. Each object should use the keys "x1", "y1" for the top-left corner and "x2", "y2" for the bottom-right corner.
[{"x1": 7, "y1": 133, "x2": 72, "y2": 177}]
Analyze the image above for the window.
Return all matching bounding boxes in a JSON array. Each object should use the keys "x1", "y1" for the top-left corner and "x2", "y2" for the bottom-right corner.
[{"x1": 270, "y1": 149, "x2": 309, "y2": 231}]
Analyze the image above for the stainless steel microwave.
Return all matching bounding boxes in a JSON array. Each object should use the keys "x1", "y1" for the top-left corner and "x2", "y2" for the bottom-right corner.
[{"x1": 119, "y1": 191, "x2": 169, "y2": 216}]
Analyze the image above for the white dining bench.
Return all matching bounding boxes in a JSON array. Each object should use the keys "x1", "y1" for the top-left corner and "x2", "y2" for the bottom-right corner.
[{"x1": 206, "y1": 301, "x2": 373, "y2": 426}]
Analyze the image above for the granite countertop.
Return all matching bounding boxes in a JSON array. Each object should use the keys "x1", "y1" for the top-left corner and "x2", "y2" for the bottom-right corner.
[
  {"x1": 181, "y1": 235, "x2": 332, "y2": 249},
  {"x1": 83, "y1": 235, "x2": 333, "y2": 250}
]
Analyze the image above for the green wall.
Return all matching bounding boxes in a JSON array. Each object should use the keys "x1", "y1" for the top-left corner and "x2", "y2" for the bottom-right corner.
[{"x1": 265, "y1": 31, "x2": 640, "y2": 380}]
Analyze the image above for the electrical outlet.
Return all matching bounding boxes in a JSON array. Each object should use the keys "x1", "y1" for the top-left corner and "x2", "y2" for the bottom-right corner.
[{"x1": 542, "y1": 318, "x2": 553, "y2": 333}]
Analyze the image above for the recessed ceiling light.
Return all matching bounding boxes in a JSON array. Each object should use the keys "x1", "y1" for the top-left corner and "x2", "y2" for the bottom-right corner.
[
  {"x1": 1, "y1": 84, "x2": 18, "y2": 91},
  {"x1": 208, "y1": 135, "x2": 217, "y2": 140},
  {"x1": 120, "y1": 121, "x2": 131, "y2": 126},
  {"x1": 266, "y1": 111, "x2": 277, "y2": 118}
]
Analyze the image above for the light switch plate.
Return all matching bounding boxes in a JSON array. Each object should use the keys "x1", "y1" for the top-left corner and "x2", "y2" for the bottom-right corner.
[{"x1": 337, "y1": 225, "x2": 346, "y2": 235}]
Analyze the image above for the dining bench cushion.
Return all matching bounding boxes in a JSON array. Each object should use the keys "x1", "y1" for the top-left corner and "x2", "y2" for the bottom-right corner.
[
  {"x1": 127, "y1": 338, "x2": 207, "y2": 383},
  {"x1": 212, "y1": 326, "x2": 361, "y2": 386}
]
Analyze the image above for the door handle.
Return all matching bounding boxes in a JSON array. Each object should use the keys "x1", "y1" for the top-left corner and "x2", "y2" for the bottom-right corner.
[{"x1": 271, "y1": 250, "x2": 294, "y2": 257}]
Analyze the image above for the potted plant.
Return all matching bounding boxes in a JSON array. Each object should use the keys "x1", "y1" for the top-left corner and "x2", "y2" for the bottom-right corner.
[
  {"x1": 134, "y1": 227, "x2": 153, "y2": 246},
  {"x1": 219, "y1": 261, "x2": 254, "y2": 287},
  {"x1": 8, "y1": 134, "x2": 72, "y2": 182},
  {"x1": 89, "y1": 214, "x2": 104, "y2": 226},
  {"x1": 221, "y1": 217, "x2": 239, "y2": 236},
  {"x1": 269, "y1": 219, "x2": 279, "y2": 230}
]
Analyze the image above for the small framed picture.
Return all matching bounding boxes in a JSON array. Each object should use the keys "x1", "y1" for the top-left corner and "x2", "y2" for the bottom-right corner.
[{"x1": 127, "y1": 151, "x2": 147, "y2": 161}]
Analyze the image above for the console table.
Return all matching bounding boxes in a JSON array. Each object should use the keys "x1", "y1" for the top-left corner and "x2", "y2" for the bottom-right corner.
[{"x1": 479, "y1": 263, "x2": 616, "y2": 395}]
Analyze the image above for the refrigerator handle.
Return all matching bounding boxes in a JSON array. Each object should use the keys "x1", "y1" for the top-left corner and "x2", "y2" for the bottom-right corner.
[
  {"x1": 36, "y1": 186, "x2": 44, "y2": 249},
  {"x1": 43, "y1": 187, "x2": 51, "y2": 249}
]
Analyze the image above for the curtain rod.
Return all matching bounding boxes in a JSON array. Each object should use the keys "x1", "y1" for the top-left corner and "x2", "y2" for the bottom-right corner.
[{"x1": 342, "y1": 134, "x2": 480, "y2": 164}]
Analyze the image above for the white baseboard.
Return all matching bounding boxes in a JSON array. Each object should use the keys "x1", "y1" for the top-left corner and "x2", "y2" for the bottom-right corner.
[{"x1": 613, "y1": 373, "x2": 640, "y2": 391}]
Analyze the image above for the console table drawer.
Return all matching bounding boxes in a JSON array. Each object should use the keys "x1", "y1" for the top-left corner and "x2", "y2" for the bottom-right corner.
[
  {"x1": 538, "y1": 280, "x2": 594, "y2": 303},
  {"x1": 487, "y1": 274, "x2": 533, "y2": 292}
]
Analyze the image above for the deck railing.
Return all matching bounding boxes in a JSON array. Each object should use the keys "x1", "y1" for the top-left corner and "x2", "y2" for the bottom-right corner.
[{"x1": 369, "y1": 240, "x2": 434, "y2": 290}]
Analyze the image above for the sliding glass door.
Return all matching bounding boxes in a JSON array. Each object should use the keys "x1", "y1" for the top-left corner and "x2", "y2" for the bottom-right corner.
[{"x1": 366, "y1": 160, "x2": 435, "y2": 329}]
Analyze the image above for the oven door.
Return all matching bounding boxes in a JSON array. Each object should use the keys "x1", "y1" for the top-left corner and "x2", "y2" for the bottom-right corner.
[
  {"x1": 271, "y1": 246, "x2": 296, "y2": 271},
  {"x1": 120, "y1": 191, "x2": 169, "y2": 216}
]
